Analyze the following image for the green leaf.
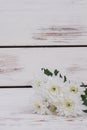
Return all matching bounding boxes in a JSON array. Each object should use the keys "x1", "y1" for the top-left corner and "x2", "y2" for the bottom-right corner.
[
  {"x1": 83, "y1": 99, "x2": 87, "y2": 106},
  {"x1": 54, "y1": 69, "x2": 59, "y2": 76},
  {"x1": 83, "y1": 102, "x2": 87, "y2": 106},
  {"x1": 84, "y1": 89, "x2": 87, "y2": 95},
  {"x1": 83, "y1": 110, "x2": 87, "y2": 113},
  {"x1": 81, "y1": 93, "x2": 87, "y2": 106},
  {"x1": 81, "y1": 95, "x2": 86, "y2": 100},
  {"x1": 41, "y1": 68, "x2": 53, "y2": 77},
  {"x1": 59, "y1": 73, "x2": 62, "y2": 78},
  {"x1": 64, "y1": 76, "x2": 67, "y2": 82}
]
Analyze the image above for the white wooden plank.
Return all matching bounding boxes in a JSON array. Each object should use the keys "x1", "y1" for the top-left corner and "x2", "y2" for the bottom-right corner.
[
  {"x1": 0, "y1": 47, "x2": 87, "y2": 86},
  {"x1": 0, "y1": 88, "x2": 87, "y2": 129},
  {"x1": 0, "y1": 0, "x2": 87, "y2": 46}
]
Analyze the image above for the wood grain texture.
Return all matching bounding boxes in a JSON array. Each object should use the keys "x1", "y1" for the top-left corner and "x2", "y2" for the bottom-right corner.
[
  {"x1": 0, "y1": 0, "x2": 87, "y2": 46},
  {"x1": 0, "y1": 54, "x2": 23, "y2": 73},
  {"x1": 0, "y1": 47, "x2": 87, "y2": 87},
  {"x1": 0, "y1": 88, "x2": 87, "y2": 129}
]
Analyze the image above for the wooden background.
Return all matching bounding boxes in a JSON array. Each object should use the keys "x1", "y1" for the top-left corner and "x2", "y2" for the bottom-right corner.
[
  {"x1": 0, "y1": 1, "x2": 87, "y2": 129},
  {"x1": 0, "y1": 47, "x2": 87, "y2": 86},
  {"x1": 0, "y1": 0, "x2": 87, "y2": 46},
  {"x1": 0, "y1": 0, "x2": 87, "y2": 86}
]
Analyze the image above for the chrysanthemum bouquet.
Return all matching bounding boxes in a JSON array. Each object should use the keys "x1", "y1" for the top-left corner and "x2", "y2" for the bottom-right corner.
[{"x1": 32, "y1": 68, "x2": 87, "y2": 117}]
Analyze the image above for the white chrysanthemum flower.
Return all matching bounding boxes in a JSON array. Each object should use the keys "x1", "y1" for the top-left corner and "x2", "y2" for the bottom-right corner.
[
  {"x1": 45, "y1": 77, "x2": 65, "y2": 97},
  {"x1": 32, "y1": 70, "x2": 48, "y2": 89},
  {"x1": 69, "y1": 82, "x2": 85, "y2": 95},
  {"x1": 32, "y1": 95, "x2": 52, "y2": 115},
  {"x1": 59, "y1": 96, "x2": 85, "y2": 117},
  {"x1": 33, "y1": 78, "x2": 47, "y2": 88},
  {"x1": 31, "y1": 69, "x2": 87, "y2": 117},
  {"x1": 32, "y1": 74, "x2": 49, "y2": 97},
  {"x1": 47, "y1": 104, "x2": 58, "y2": 115}
]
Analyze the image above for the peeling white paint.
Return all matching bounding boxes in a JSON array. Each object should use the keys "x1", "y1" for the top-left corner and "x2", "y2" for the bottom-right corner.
[
  {"x1": 0, "y1": 0, "x2": 87, "y2": 45},
  {"x1": 0, "y1": 48, "x2": 87, "y2": 86}
]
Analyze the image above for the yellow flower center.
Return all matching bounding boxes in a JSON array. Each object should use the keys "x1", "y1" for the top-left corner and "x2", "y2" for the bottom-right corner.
[
  {"x1": 48, "y1": 105, "x2": 57, "y2": 112},
  {"x1": 51, "y1": 86, "x2": 57, "y2": 91},
  {"x1": 49, "y1": 85, "x2": 59, "y2": 93},
  {"x1": 35, "y1": 104, "x2": 41, "y2": 109},
  {"x1": 65, "y1": 101, "x2": 74, "y2": 109},
  {"x1": 70, "y1": 86, "x2": 78, "y2": 94},
  {"x1": 36, "y1": 81, "x2": 41, "y2": 87}
]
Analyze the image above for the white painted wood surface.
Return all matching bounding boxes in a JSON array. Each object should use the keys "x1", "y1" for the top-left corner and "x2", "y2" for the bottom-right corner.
[
  {"x1": 0, "y1": 47, "x2": 87, "y2": 86},
  {"x1": 0, "y1": 88, "x2": 87, "y2": 129},
  {"x1": 0, "y1": 0, "x2": 87, "y2": 45},
  {"x1": 0, "y1": 1, "x2": 87, "y2": 128}
]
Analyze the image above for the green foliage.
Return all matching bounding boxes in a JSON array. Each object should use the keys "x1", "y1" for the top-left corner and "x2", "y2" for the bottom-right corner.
[
  {"x1": 54, "y1": 69, "x2": 59, "y2": 76},
  {"x1": 81, "y1": 87, "x2": 87, "y2": 113},
  {"x1": 41, "y1": 68, "x2": 67, "y2": 82},
  {"x1": 85, "y1": 89, "x2": 87, "y2": 95},
  {"x1": 41, "y1": 68, "x2": 53, "y2": 76},
  {"x1": 83, "y1": 110, "x2": 87, "y2": 113},
  {"x1": 41, "y1": 68, "x2": 87, "y2": 113},
  {"x1": 64, "y1": 76, "x2": 67, "y2": 82},
  {"x1": 59, "y1": 73, "x2": 62, "y2": 78}
]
